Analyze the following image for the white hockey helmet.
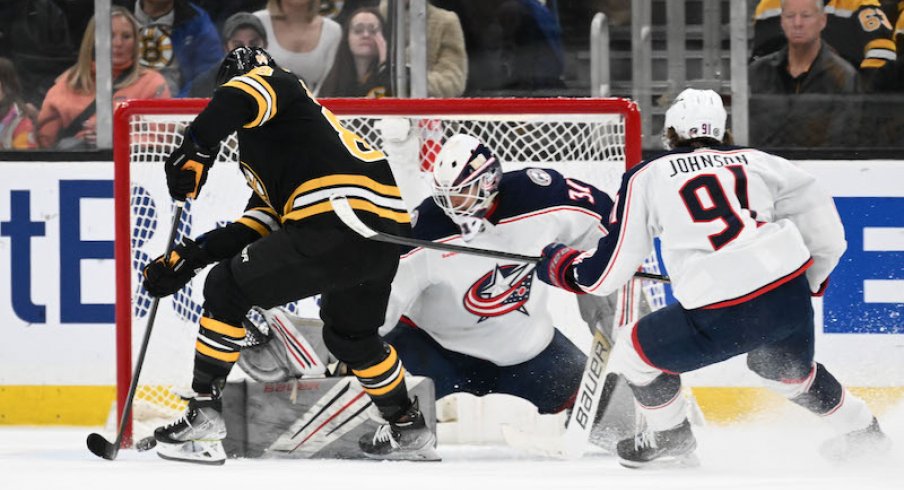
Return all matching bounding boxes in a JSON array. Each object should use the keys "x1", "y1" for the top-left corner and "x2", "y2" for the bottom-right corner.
[
  {"x1": 431, "y1": 134, "x2": 502, "y2": 222},
  {"x1": 662, "y1": 88, "x2": 727, "y2": 149}
]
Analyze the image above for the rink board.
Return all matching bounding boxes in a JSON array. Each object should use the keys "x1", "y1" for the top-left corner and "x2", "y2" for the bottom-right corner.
[{"x1": 0, "y1": 160, "x2": 902, "y2": 425}]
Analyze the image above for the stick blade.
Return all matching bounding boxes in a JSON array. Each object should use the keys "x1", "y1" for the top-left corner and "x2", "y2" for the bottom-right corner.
[
  {"x1": 329, "y1": 195, "x2": 377, "y2": 238},
  {"x1": 86, "y1": 432, "x2": 119, "y2": 460}
]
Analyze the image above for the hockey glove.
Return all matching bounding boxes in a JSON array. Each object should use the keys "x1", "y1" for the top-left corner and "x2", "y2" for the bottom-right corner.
[
  {"x1": 536, "y1": 243, "x2": 585, "y2": 294},
  {"x1": 164, "y1": 129, "x2": 216, "y2": 202},
  {"x1": 142, "y1": 238, "x2": 212, "y2": 297}
]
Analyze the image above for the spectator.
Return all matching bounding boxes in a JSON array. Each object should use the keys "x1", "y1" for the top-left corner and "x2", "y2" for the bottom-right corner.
[
  {"x1": 319, "y1": 8, "x2": 390, "y2": 97},
  {"x1": 36, "y1": 7, "x2": 170, "y2": 149},
  {"x1": 253, "y1": 0, "x2": 342, "y2": 92},
  {"x1": 189, "y1": 12, "x2": 269, "y2": 97},
  {"x1": 380, "y1": 0, "x2": 468, "y2": 97},
  {"x1": 749, "y1": 0, "x2": 862, "y2": 146},
  {"x1": 0, "y1": 0, "x2": 78, "y2": 108},
  {"x1": 752, "y1": 0, "x2": 897, "y2": 92},
  {"x1": 0, "y1": 57, "x2": 36, "y2": 150},
  {"x1": 116, "y1": 0, "x2": 224, "y2": 97}
]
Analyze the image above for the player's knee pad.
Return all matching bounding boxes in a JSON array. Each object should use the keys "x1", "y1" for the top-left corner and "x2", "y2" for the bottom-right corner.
[
  {"x1": 746, "y1": 347, "x2": 812, "y2": 382},
  {"x1": 609, "y1": 322, "x2": 662, "y2": 387},
  {"x1": 202, "y1": 261, "x2": 251, "y2": 324},
  {"x1": 321, "y1": 325, "x2": 384, "y2": 367},
  {"x1": 756, "y1": 362, "x2": 843, "y2": 414}
]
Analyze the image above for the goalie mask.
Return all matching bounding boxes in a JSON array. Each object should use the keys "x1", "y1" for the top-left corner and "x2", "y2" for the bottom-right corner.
[
  {"x1": 216, "y1": 46, "x2": 276, "y2": 86},
  {"x1": 662, "y1": 88, "x2": 726, "y2": 149},
  {"x1": 431, "y1": 134, "x2": 502, "y2": 238}
]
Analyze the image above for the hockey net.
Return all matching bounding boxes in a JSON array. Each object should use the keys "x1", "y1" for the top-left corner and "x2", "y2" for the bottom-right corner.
[{"x1": 113, "y1": 97, "x2": 656, "y2": 445}]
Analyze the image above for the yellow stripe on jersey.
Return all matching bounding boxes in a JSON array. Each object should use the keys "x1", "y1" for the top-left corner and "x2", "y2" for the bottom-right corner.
[
  {"x1": 196, "y1": 341, "x2": 241, "y2": 362},
  {"x1": 282, "y1": 174, "x2": 409, "y2": 224},
  {"x1": 361, "y1": 367, "x2": 406, "y2": 396},
  {"x1": 223, "y1": 74, "x2": 277, "y2": 128},
  {"x1": 293, "y1": 174, "x2": 402, "y2": 198},
  {"x1": 246, "y1": 71, "x2": 277, "y2": 119},
  {"x1": 200, "y1": 316, "x2": 247, "y2": 340},
  {"x1": 236, "y1": 207, "x2": 280, "y2": 237},
  {"x1": 861, "y1": 58, "x2": 888, "y2": 68},
  {"x1": 283, "y1": 198, "x2": 410, "y2": 224},
  {"x1": 353, "y1": 346, "x2": 399, "y2": 378},
  {"x1": 237, "y1": 216, "x2": 271, "y2": 236},
  {"x1": 754, "y1": 0, "x2": 781, "y2": 20},
  {"x1": 345, "y1": 197, "x2": 411, "y2": 223},
  {"x1": 865, "y1": 37, "x2": 897, "y2": 54}
]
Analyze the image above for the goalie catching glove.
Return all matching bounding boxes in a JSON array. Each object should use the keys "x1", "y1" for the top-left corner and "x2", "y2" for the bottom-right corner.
[
  {"x1": 165, "y1": 128, "x2": 217, "y2": 202},
  {"x1": 142, "y1": 238, "x2": 212, "y2": 297},
  {"x1": 536, "y1": 243, "x2": 585, "y2": 294}
]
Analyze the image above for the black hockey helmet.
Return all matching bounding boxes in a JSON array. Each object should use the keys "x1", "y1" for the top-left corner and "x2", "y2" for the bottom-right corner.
[{"x1": 216, "y1": 46, "x2": 276, "y2": 86}]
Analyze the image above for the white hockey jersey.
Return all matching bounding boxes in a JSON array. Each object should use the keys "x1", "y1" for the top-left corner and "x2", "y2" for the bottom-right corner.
[
  {"x1": 380, "y1": 168, "x2": 613, "y2": 366},
  {"x1": 571, "y1": 146, "x2": 846, "y2": 309}
]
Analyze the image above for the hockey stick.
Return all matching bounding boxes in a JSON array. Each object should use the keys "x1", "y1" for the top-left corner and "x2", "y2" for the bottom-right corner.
[
  {"x1": 87, "y1": 203, "x2": 185, "y2": 460},
  {"x1": 501, "y1": 324, "x2": 614, "y2": 459},
  {"x1": 329, "y1": 195, "x2": 670, "y2": 283}
]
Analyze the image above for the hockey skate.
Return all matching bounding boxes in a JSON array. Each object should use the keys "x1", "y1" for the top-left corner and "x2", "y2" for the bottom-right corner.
[
  {"x1": 359, "y1": 397, "x2": 440, "y2": 461},
  {"x1": 154, "y1": 395, "x2": 227, "y2": 465},
  {"x1": 616, "y1": 419, "x2": 699, "y2": 469},
  {"x1": 819, "y1": 417, "x2": 892, "y2": 463}
]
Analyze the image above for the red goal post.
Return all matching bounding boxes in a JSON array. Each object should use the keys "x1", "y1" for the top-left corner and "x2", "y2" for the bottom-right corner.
[{"x1": 112, "y1": 97, "x2": 642, "y2": 445}]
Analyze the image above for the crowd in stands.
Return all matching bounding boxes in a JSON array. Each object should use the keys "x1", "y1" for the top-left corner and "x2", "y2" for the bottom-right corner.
[{"x1": 0, "y1": 0, "x2": 902, "y2": 151}]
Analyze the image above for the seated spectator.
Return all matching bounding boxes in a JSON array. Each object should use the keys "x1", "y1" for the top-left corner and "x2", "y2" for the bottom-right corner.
[
  {"x1": 749, "y1": 0, "x2": 862, "y2": 146},
  {"x1": 319, "y1": 8, "x2": 389, "y2": 97},
  {"x1": 36, "y1": 7, "x2": 170, "y2": 149},
  {"x1": 254, "y1": 0, "x2": 343, "y2": 92},
  {"x1": 380, "y1": 0, "x2": 468, "y2": 97},
  {"x1": 0, "y1": 57, "x2": 36, "y2": 149},
  {"x1": 752, "y1": 0, "x2": 897, "y2": 92},
  {"x1": 116, "y1": 0, "x2": 224, "y2": 97},
  {"x1": 189, "y1": 12, "x2": 269, "y2": 97},
  {"x1": 0, "y1": 0, "x2": 78, "y2": 107}
]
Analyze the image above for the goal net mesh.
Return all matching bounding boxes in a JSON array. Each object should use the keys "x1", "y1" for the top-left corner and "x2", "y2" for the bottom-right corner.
[{"x1": 116, "y1": 98, "x2": 659, "y2": 443}]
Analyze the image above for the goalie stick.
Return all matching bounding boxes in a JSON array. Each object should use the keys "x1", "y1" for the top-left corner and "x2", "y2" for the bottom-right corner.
[
  {"x1": 329, "y1": 195, "x2": 670, "y2": 283},
  {"x1": 87, "y1": 203, "x2": 185, "y2": 460},
  {"x1": 500, "y1": 319, "x2": 615, "y2": 459}
]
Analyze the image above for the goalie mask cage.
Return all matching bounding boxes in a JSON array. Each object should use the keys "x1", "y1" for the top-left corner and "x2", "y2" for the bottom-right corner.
[{"x1": 113, "y1": 97, "x2": 646, "y2": 446}]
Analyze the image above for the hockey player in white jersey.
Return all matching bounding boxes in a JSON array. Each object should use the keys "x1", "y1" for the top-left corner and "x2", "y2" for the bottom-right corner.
[
  {"x1": 379, "y1": 134, "x2": 634, "y2": 446},
  {"x1": 535, "y1": 88, "x2": 891, "y2": 467}
]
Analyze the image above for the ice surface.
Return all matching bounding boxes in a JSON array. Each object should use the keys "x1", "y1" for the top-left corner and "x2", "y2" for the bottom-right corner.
[{"x1": 2, "y1": 404, "x2": 902, "y2": 490}]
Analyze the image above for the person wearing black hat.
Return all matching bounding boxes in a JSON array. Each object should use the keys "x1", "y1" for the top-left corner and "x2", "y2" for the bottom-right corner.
[{"x1": 187, "y1": 12, "x2": 269, "y2": 97}]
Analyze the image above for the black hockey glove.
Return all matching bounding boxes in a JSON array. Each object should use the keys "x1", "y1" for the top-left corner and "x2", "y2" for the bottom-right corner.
[
  {"x1": 164, "y1": 129, "x2": 216, "y2": 202},
  {"x1": 536, "y1": 243, "x2": 586, "y2": 294},
  {"x1": 142, "y1": 238, "x2": 211, "y2": 297}
]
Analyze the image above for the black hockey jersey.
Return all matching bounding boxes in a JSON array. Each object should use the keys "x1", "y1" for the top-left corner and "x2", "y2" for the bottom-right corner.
[{"x1": 188, "y1": 65, "x2": 410, "y2": 238}]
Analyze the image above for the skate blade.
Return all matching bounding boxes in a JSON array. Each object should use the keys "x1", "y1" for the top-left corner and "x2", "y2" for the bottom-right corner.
[
  {"x1": 618, "y1": 452, "x2": 700, "y2": 470},
  {"x1": 362, "y1": 449, "x2": 441, "y2": 462},
  {"x1": 156, "y1": 440, "x2": 226, "y2": 466}
]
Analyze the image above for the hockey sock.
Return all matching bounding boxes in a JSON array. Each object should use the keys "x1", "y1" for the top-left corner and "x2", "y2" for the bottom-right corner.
[
  {"x1": 627, "y1": 373, "x2": 688, "y2": 432},
  {"x1": 768, "y1": 363, "x2": 874, "y2": 435},
  {"x1": 352, "y1": 343, "x2": 411, "y2": 421},
  {"x1": 191, "y1": 314, "x2": 246, "y2": 395}
]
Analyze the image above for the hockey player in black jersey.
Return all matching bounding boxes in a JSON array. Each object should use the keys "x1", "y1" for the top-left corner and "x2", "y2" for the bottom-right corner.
[{"x1": 142, "y1": 47, "x2": 437, "y2": 464}]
